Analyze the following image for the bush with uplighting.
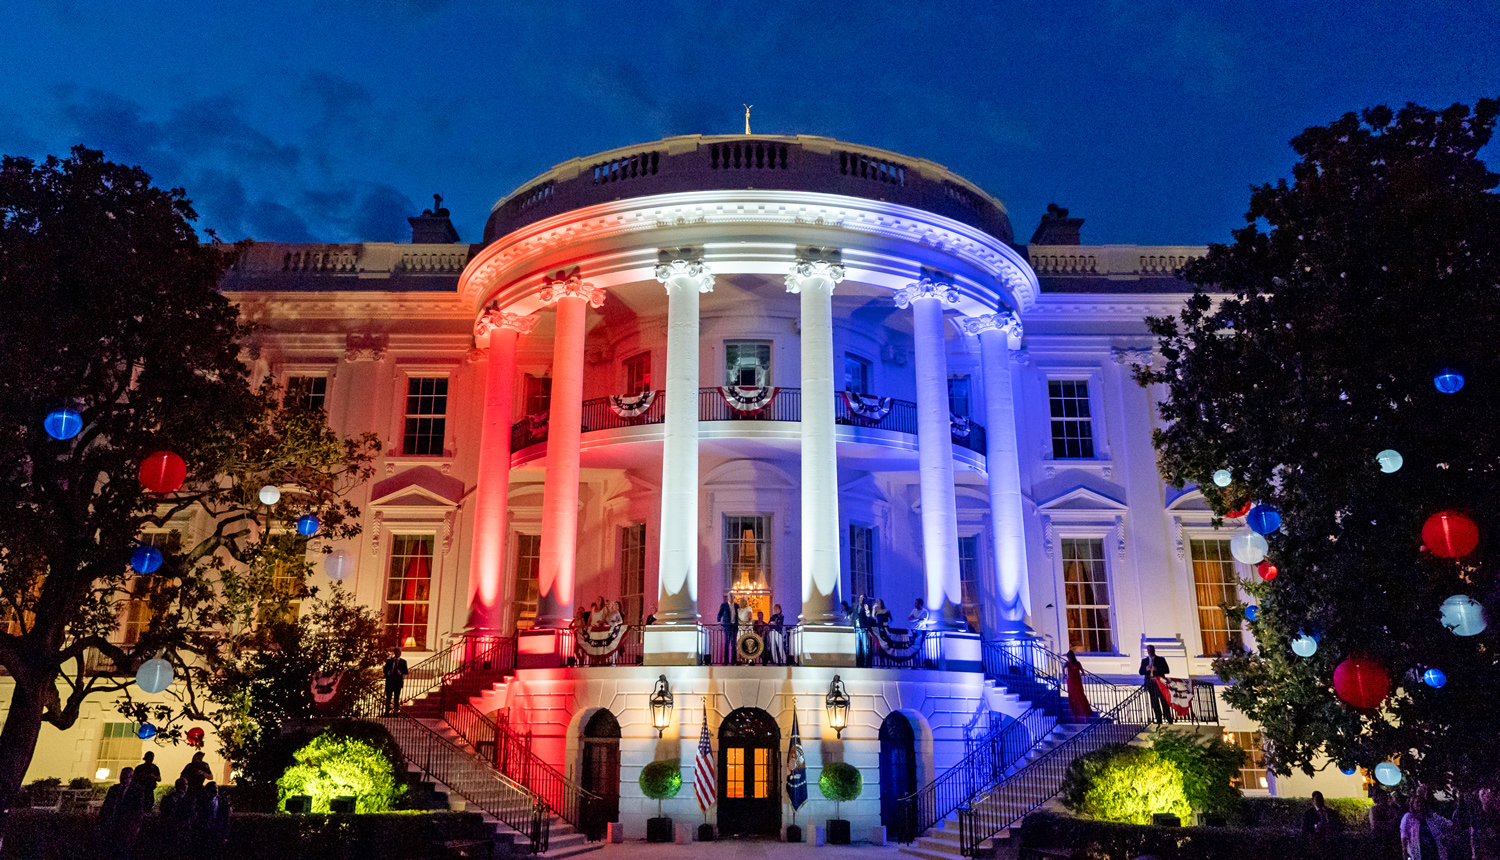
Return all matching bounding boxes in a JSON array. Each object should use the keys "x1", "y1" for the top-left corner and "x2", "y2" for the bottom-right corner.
[
  {"x1": 1149, "y1": 729, "x2": 1245, "y2": 816},
  {"x1": 277, "y1": 733, "x2": 403, "y2": 813},
  {"x1": 1060, "y1": 744, "x2": 1192, "y2": 825},
  {"x1": 818, "y1": 762, "x2": 863, "y2": 814}
]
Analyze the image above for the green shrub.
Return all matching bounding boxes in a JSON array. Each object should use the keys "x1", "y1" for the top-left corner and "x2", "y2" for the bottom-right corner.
[
  {"x1": 276, "y1": 732, "x2": 404, "y2": 813},
  {"x1": 66, "y1": 777, "x2": 93, "y2": 791},
  {"x1": 1019, "y1": 810, "x2": 1391, "y2": 860},
  {"x1": 1060, "y1": 744, "x2": 1193, "y2": 824},
  {"x1": 819, "y1": 762, "x2": 863, "y2": 820},
  {"x1": 1235, "y1": 795, "x2": 1373, "y2": 829},
  {"x1": 1149, "y1": 728, "x2": 1245, "y2": 816},
  {"x1": 639, "y1": 759, "x2": 682, "y2": 818}
]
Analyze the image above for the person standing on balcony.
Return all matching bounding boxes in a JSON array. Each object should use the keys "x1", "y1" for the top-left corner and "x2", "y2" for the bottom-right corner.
[
  {"x1": 908, "y1": 598, "x2": 930, "y2": 629},
  {"x1": 872, "y1": 599, "x2": 893, "y2": 629},
  {"x1": 768, "y1": 604, "x2": 787, "y2": 665},
  {"x1": 382, "y1": 647, "x2": 408, "y2": 715},
  {"x1": 717, "y1": 593, "x2": 737, "y2": 665},
  {"x1": 1138, "y1": 645, "x2": 1172, "y2": 724},
  {"x1": 1064, "y1": 651, "x2": 1093, "y2": 721}
]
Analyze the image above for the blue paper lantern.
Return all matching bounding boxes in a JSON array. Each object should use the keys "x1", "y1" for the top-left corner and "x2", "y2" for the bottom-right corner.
[
  {"x1": 1376, "y1": 449, "x2": 1403, "y2": 473},
  {"x1": 1374, "y1": 762, "x2": 1402, "y2": 786},
  {"x1": 1440, "y1": 594, "x2": 1487, "y2": 637},
  {"x1": 296, "y1": 514, "x2": 320, "y2": 537},
  {"x1": 1245, "y1": 605, "x2": 1259, "y2": 621},
  {"x1": 1435, "y1": 369, "x2": 1465, "y2": 394},
  {"x1": 43, "y1": 408, "x2": 82, "y2": 440},
  {"x1": 137, "y1": 723, "x2": 157, "y2": 740},
  {"x1": 1291, "y1": 634, "x2": 1318, "y2": 657},
  {"x1": 135, "y1": 658, "x2": 172, "y2": 694},
  {"x1": 130, "y1": 545, "x2": 163, "y2": 574},
  {"x1": 1423, "y1": 668, "x2": 1447, "y2": 688},
  {"x1": 1246, "y1": 505, "x2": 1282, "y2": 535},
  {"x1": 1339, "y1": 764, "x2": 1357, "y2": 775},
  {"x1": 1212, "y1": 469, "x2": 1232, "y2": 488}
]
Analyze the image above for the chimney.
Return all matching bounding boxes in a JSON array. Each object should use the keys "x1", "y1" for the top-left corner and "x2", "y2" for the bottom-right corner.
[
  {"x1": 1029, "y1": 203, "x2": 1084, "y2": 245},
  {"x1": 408, "y1": 193, "x2": 461, "y2": 243}
]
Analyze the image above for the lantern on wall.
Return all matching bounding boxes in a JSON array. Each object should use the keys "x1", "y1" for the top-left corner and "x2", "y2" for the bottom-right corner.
[
  {"x1": 325, "y1": 549, "x2": 353, "y2": 582},
  {"x1": 1376, "y1": 450, "x2": 1403, "y2": 473},
  {"x1": 1374, "y1": 762, "x2": 1403, "y2": 786},
  {"x1": 136, "y1": 657, "x2": 173, "y2": 694},
  {"x1": 1246, "y1": 505, "x2": 1282, "y2": 535},
  {"x1": 648, "y1": 675, "x2": 673, "y2": 738},
  {"x1": 44, "y1": 408, "x2": 83, "y2": 440},
  {"x1": 138, "y1": 451, "x2": 187, "y2": 494},
  {"x1": 296, "y1": 514, "x2": 320, "y2": 537},
  {"x1": 1423, "y1": 511, "x2": 1478, "y2": 558},
  {"x1": 1333, "y1": 656, "x2": 1390, "y2": 709},
  {"x1": 1212, "y1": 469, "x2": 1233, "y2": 488},
  {"x1": 258, "y1": 485, "x2": 281, "y2": 505},
  {"x1": 1230, "y1": 533, "x2": 1268, "y2": 565},
  {"x1": 130, "y1": 545, "x2": 163, "y2": 574},
  {"x1": 1257, "y1": 562, "x2": 1278, "y2": 581},
  {"x1": 1434, "y1": 369, "x2": 1465, "y2": 394},
  {"x1": 1423, "y1": 669, "x2": 1447, "y2": 688},
  {"x1": 1291, "y1": 634, "x2": 1318, "y2": 658},
  {"x1": 1440, "y1": 594, "x2": 1487, "y2": 636},
  {"x1": 826, "y1": 675, "x2": 851, "y2": 739}
]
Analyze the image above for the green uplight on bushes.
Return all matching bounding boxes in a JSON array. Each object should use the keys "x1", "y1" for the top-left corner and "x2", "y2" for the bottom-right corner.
[
  {"x1": 277, "y1": 733, "x2": 403, "y2": 813},
  {"x1": 1060, "y1": 745, "x2": 1193, "y2": 825}
]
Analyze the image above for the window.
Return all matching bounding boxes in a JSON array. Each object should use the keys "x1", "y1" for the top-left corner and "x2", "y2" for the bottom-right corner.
[
  {"x1": 513, "y1": 534, "x2": 542, "y2": 631},
  {"x1": 1224, "y1": 730, "x2": 1268, "y2": 790},
  {"x1": 753, "y1": 747, "x2": 770, "y2": 798},
  {"x1": 726, "y1": 748, "x2": 745, "y2": 798},
  {"x1": 724, "y1": 515, "x2": 770, "y2": 619},
  {"x1": 1061, "y1": 538, "x2": 1112, "y2": 653},
  {"x1": 844, "y1": 354, "x2": 872, "y2": 396},
  {"x1": 959, "y1": 534, "x2": 982, "y2": 633},
  {"x1": 623, "y1": 352, "x2": 651, "y2": 395},
  {"x1": 848, "y1": 524, "x2": 875, "y2": 600},
  {"x1": 401, "y1": 377, "x2": 448, "y2": 456},
  {"x1": 286, "y1": 375, "x2": 328, "y2": 411},
  {"x1": 725, "y1": 341, "x2": 772, "y2": 388},
  {"x1": 1048, "y1": 380, "x2": 1095, "y2": 459},
  {"x1": 123, "y1": 530, "x2": 179, "y2": 645},
  {"x1": 97, "y1": 722, "x2": 142, "y2": 781},
  {"x1": 524, "y1": 374, "x2": 552, "y2": 415},
  {"x1": 948, "y1": 375, "x2": 971, "y2": 417},
  {"x1": 385, "y1": 534, "x2": 434, "y2": 648},
  {"x1": 619, "y1": 523, "x2": 647, "y2": 625},
  {"x1": 1191, "y1": 539, "x2": 1244, "y2": 655}
]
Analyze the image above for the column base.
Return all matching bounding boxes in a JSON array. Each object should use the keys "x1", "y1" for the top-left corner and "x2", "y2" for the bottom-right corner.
[
  {"x1": 644, "y1": 624, "x2": 702, "y2": 666},
  {"x1": 990, "y1": 618, "x2": 1038, "y2": 641},
  {"x1": 798, "y1": 625, "x2": 857, "y2": 667}
]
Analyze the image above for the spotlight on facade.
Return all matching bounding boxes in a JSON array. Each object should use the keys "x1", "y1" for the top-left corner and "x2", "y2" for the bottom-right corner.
[
  {"x1": 826, "y1": 675, "x2": 851, "y2": 738},
  {"x1": 649, "y1": 674, "x2": 674, "y2": 737}
]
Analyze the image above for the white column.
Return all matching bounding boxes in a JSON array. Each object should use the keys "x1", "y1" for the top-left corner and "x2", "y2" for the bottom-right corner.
[
  {"x1": 534, "y1": 274, "x2": 605, "y2": 629},
  {"x1": 896, "y1": 278, "x2": 964, "y2": 629},
  {"x1": 786, "y1": 260, "x2": 844, "y2": 625},
  {"x1": 468, "y1": 310, "x2": 537, "y2": 633},
  {"x1": 962, "y1": 312, "x2": 1031, "y2": 638},
  {"x1": 654, "y1": 260, "x2": 714, "y2": 624}
]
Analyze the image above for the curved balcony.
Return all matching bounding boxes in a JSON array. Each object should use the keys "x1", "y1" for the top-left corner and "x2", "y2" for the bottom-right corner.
[{"x1": 510, "y1": 388, "x2": 986, "y2": 460}]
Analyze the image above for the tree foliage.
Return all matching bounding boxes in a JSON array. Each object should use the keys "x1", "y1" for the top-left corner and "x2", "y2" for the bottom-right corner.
[
  {"x1": 1060, "y1": 743, "x2": 1193, "y2": 825},
  {"x1": 1147, "y1": 729, "x2": 1244, "y2": 815},
  {"x1": 1139, "y1": 100, "x2": 1500, "y2": 790},
  {"x1": 276, "y1": 733, "x2": 404, "y2": 813}
]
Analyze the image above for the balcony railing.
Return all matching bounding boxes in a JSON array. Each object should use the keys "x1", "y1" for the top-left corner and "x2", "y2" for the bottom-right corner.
[
  {"x1": 698, "y1": 623, "x2": 803, "y2": 666},
  {"x1": 697, "y1": 386, "x2": 802, "y2": 422}
]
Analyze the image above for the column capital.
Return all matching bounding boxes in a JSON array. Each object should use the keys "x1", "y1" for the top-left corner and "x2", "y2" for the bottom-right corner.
[
  {"x1": 474, "y1": 309, "x2": 538, "y2": 343},
  {"x1": 538, "y1": 275, "x2": 605, "y2": 308},
  {"x1": 893, "y1": 278, "x2": 959, "y2": 309},
  {"x1": 784, "y1": 260, "x2": 845, "y2": 294},
  {"x1": 1112, "y1": 346, "x2": 1156, "y2": 368},
  {"x1": 655, "y1": 260, "x2": 715, "y2": 293},
  {"x1": 959, "y1": 310, "x2": 1023, "y2": 339}
]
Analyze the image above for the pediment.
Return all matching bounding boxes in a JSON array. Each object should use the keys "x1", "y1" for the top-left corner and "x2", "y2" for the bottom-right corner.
[
  {"x1": 369, "y1": 465, "x2": 464, "y2": 508},
  {"x1": 1165, "y1": 486, "x2": 1212, "y2": 512},
  {"x1": 702, "y1": 458, "x2": 797, "y2": 489},
  {"x1": 1036, "y1": 485, "x2": 1128, "y2": 512}
]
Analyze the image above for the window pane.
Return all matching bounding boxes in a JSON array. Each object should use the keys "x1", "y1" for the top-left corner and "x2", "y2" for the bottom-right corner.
[
  {"x1": 948, "y1": 375, "x2": 971, "y2": 417},
  {"x1": 726, "y1": 341, "x2": 772, "y2": 387},
  {"x1": 725, "y1": 515, "x2": 770, "y2": 617},
  {"x1": 1048, "y1": 381, "x2": 1095, "y2": 459},
  {"x1": 402, "y1": 377, "x2": 448, "y2": 456},
  {"x1": 514, "y1": 534, "x2": 542, "y2": 631},
  {"x1": 959, "y1": 534, "x2": 981, "y2": 633},
  {"x1": 624, "y1": 352, "x2": 651, "y2": 394},
  {"x1": 1224, "y1": 730, "x2": 1268, "y2": 790},
  {"x1": 286, "y1": 375, "x2": 328, "y2": 411},
  {"x1": 726, "y1": 748, "x2": 744, "y2": 798},
  {"x1": 1061, "y1": 538, "x2": 1111, "y2": 653},
  {"x1": 848, "y1": 525, "x2": 875, "y2": 600},
  {"x1": 844, "y1": 354, "x2": 871, "y2": 396},
  {"x1": 619, "y1": 523, "x2": 647, "y2": 624},
  {"x1": 1191, "y1": 539, "x2": 1243, "y2": 655},
  {"x1": 524, "y1": 375, "x2": 552, "y2": 415},
  {"x1": 385, "y1": 534, "x2": 434, "y2": 647}
]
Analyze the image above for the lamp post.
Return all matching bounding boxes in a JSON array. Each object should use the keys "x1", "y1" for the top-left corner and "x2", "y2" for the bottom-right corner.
[
  {"x1": 825, "y1": 675, "x2": 851, "y2": 738},
  {"x1": 650, "y1": 674, "x2": 674, "y2": 737}
]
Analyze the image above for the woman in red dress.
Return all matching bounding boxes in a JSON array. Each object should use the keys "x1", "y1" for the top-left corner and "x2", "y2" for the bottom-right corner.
[{"x1": 1064, "y1": 651, "x2": 1094, "y2": 721}]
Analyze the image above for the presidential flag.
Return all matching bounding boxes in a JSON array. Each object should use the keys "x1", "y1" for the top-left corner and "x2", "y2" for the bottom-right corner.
[
  {"x1": 786, "y1": 707, "x2": 807, "y2": 811},
  {"x1": 694, "y1": 702, "x2": 716, "y2": 811}
]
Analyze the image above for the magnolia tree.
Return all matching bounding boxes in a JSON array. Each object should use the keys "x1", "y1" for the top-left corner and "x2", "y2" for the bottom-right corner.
[{"x1": 1139, "y1": 101, "x2": 1500, "y2": 790}]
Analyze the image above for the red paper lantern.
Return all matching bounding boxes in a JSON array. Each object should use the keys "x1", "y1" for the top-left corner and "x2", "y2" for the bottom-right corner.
[
  {"x1": 1334, "y1": 656, "x2": 1390, "y2": 709},
  {"x1": 1423, "y1": 511, "x2": 1478, "y2": 559},
  {"x1": 1257, "y1": 562, "x2": 1278, "y2": 581},
  {"x1": 138, "y1": 451, "x2": 187, "y2": 494},
  {"x1": 1228, "y1": 501, "x2": 1252, "y2": 519},
  {"x1": 185, "y1": 727, "x2": 205, "y2": 747}
]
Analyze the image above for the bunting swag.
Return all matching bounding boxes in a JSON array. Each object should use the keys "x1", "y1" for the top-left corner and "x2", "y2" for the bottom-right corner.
[
  {"x1": 840, "y1": 391, "x2": 893, "y2": 423},
  {"x1": 607, "y1": 390, "x2": 655, "y2": 418},
  {"x1": 574, "y1": 618, "x2": 629, "y2": 662},
  {"x1": 950, "y1": 413, "x2": 972, "y2": 440},
  {"x1": 873, "y1": 626, "x2": 928, "y2": 662},
  {"x1": 527, "y1": 411, "x2": 550, "y2": 436},
  {"x1": 719, "y1": 385, "x2": 778, "y2": 413},
  {"x1": 1154, "y1": 677, "x2": 1197, "y2": 718}
]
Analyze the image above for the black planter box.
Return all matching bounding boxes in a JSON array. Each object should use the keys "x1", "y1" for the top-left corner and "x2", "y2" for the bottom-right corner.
[
  {"x1": 827, "y1": 819, "x2": 851, "y2": 844},
  {"x1": 697, "y1": 823, "x2": 715, "y2": 842},
  {"x1": 284, "y1": 795, "x2": 311, "y2": 814},
  {"x1": 328, "y1": 796, "x2": 356, "y2": 814},
  {"x1": 647, "y1": 817, "x2": 674, "y2": 843},
  {"x1": 786, "y1": 824, "x2": 802, "y2": 843}
]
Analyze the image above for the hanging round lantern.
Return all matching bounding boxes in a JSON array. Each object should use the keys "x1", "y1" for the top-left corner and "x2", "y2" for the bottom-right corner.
[
  {"x1": 1257, "y1": 562, "x2": 1278, "y2": 581},
  {"x1": 136, "y1": 723, "x2": 157, "y2": 740},
  {"x1": 135, "y1": 658, "x2": 173, "y2": 694},
  {"x1": 1245, "y1": 605, "x2": 1259, "y2": 621},
  {"x1": 185, "y1": 727, "x2": 205, "y2": 747},
  {"x1": 1423, "y1": 668, "x2": 1447, "y2": 688},
  {"x1": 1434, "y1": 369, "x2": 1465, "y2": 394},
  {"x1": 258, "y1": 485, "x2": 281, "y2": 505},
  {"x1": 1423, "y1": 511, "x2": 1478, "y2": 558},
  {"x1": 1339, "y1": 764, "x2": 1358, "y2": 776},
  {"x1": 130, "y1": 545, "x2": 163, "y2": 574},
  {"x1": 1333, "y1": 656, "x2": 1390, "y2": 709},
  {"x1": 325, "y1": 549, "x2": 353, "y2": 581},
  {"x1": 1376, "y1": 449, "x2": 1403, "y2": 473},
  {"x1": 1374, "y1": 762, "x2": 1403, "y2": 786},
  {"x1": 1246, "y1": 504, "x2": 1282, "y2": 535},
  {"x1": 1230, "y1": 532, "x2": 1268, "y2": 565},
  {"x1": 138, "y1": 451, "x2": 187, "y2": 494},
  {"x1": 1227, "y1": 501, "x2": 1252, "y2": 519},
  {"x1": 1440, "y1": 594, "x2": 1487, "y2": 636},
  {"x1": 43, "y1": 408, "x2": 83, "y2": 441},
  {"x1": 296, "y1": 514, "x2": 320, "y2": 537},
  {"x1": 1212, "y1": 469, "x2": 1233, "y2": 488},
  {"x1": 1291, "y1": 634, "x2": 1318, "y2": 657}
]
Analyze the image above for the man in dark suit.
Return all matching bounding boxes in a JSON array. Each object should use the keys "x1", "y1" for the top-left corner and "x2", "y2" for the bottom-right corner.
[
  {"x1": 382, "y1": 647, "x2": 409, "y2": 715},
  {"x1": 1138, "y1": 645, "x2": 1173, "y2": 724},
  {"x1": 717, "y1": 593, "x2": 737, "y2": 664}
]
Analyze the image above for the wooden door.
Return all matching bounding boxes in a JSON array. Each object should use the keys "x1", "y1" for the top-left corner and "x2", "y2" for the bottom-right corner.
[
  {"x1": 880, "y1": 713, "x2": 918, "y2": 837},
  {"x1": 717, "y1": 708, "x2": 780, "y2": 837}
]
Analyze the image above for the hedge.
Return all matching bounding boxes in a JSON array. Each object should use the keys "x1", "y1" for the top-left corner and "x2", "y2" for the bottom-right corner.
[
  {"x1": 1233, "y1": 796, "x2": 1373, "y2": 830},
  {"x1": 0, "y1": 810, "x2": 497, "y2": 860},
  {"x1": 1018, "y1": 810, "x2": 1395, "y2": 860}
]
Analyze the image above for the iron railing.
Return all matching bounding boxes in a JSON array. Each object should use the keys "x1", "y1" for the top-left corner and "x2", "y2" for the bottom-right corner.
[
  {"x1": 697, "y1": 623, "x2": 801, "y2": 666},
  {"x1": 579, "y1": 391, "x2": 665, "y2": 433},
  {"x1": 571, "y1": 625, "x2": 646, "y2": 667},
  {"x1": 698, "y1": 387, "x2": 802, "y2": 422},
  {"x1": 857, "y1": 627, "x2": 943, "y2": 670},
  {"x1": 383, "y1": 713, "x2": 550, "y2": 853},
  {"x1": 356, "y1": 633, "x2": 516, "y2": 718},
  {"x1": 488, "y1": 706, "x2": 609, "y2": 841},
  {"x1": 834, "y1": 394, "x2": 919, "y2": 434},
  {"x1": 981, "y1": 639, "x2": 1219, "y2": 725}
]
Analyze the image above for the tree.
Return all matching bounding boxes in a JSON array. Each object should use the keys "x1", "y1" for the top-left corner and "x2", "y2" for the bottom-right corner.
[
  {"x1": 0, "y1": 148, "x2": 379, "y2": 812},
  {"x1": 1139, "y1": 100, "x2": 1500, "y2": 790}
]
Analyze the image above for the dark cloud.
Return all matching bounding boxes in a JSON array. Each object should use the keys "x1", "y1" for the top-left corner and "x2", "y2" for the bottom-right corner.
[{"x1": 351, "y1": 184, "x2": 418, "y2": 242}]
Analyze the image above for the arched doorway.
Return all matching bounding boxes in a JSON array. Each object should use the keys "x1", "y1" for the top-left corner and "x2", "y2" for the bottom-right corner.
[
  {"x1": 718, "y1": 707, "x2": 781, "y2": 837},
  {"x1": 879, "y1": 712, "x2": 918, "y2": 838},
  {"x1": 580, "y1": 710, "x2": 620, "y2": 839}
]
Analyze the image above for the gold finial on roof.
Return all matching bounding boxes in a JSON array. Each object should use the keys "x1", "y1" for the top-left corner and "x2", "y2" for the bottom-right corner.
[{"x1": 744, "y1": 104, "x2": 753, "y2": 135}]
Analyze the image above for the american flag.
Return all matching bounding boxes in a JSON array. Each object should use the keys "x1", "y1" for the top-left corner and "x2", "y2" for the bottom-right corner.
[{"x1": 694, "y1": 701, "x2": 716, "y2": 811}]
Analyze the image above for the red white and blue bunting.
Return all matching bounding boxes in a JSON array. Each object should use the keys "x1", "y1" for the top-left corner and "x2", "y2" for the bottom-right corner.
[
  {"x1": 872, "y1": 626, "x2": 928, "y2": 662},
  {"x1": 574, "y1": 618, "x2": 629, "y2": 660},
  {"x1": 841, "y1": 391, "x2": 894, "y2": 423},
  {"x1": 719, "y1": 385, "x2": 778, "y2": 413},
  {"x1": 526, "y1": 412, "x2": 550, "y2": 436},
  {"x1": 1155, "y1": 677, "x2": 1197, "y2": 717},
  {"x1": 607, "y1": 390, "x2": 656, "y2": 418},
  {"x1": 950, "y1": 413, "x2": 972, "y2": 440}
]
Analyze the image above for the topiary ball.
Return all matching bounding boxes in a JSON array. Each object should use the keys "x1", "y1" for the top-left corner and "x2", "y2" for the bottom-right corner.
[
  {"x1": 818, "y1": 762, "x2": 863, "y2": 803},
  {"x1": 639, "y1": 759, "x2": 682, "y2": 800}
]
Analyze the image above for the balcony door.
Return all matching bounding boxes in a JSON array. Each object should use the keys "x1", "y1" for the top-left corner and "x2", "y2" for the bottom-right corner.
[{"x1": 724, "y1": 515, "x2": 771, "y2": 620}]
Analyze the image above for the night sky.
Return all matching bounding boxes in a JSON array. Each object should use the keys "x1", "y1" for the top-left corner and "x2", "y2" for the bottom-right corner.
[{"x1": 4, "y1": 2, "x2": 1495, "y2": 247}]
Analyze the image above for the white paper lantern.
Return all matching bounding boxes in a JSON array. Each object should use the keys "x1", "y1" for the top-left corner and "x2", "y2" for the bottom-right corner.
[
  {"x1": 1375, "y1": 450, "x2": 1403, "y2": 474},
  {"x1": 258, "y1": 485, "x2": 281, "y2": 505},
  {"x1": 1441, "y1": 594, "x2": 1487, "y2": 637},
  {"x1": 1374, "y1": 762, "x2": 1402, "y2": 786},
  {"x1": 1291, "y1": 634, "x2": 1318, "y2": 657},
  {"x1": 1212, "y1": 469, "x2": 1233, "y2": 487},
  {"x1": 1230, "y1": 532, "x2": 1268, "y2": 565},
  {"x1": 135, "y1": 658, "x2": 173, "y2": 694},
  {"x1": 325, "y1": 549, "x2": 353, "y2": 581}
]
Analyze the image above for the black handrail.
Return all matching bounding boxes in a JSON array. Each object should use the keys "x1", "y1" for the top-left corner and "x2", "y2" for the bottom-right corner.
[
  {"x1": 698, "y1": 387, "x2": 801, "y2": 422},
  {"x1": 382, "y1": 713, "x2": 550, "y2": 853},
  {"x1": 697, "y1": 623, "x2": 801, "y2": 666},
  {"x1": 982, "y1": 639, "x2": 1219, "y2": 725},
  {"x1": 355, "y1": 633, "x2": 516, "y2": 718},
  {"x1": 487, "y1": 707, "x2": 609, "y2": 841}
]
